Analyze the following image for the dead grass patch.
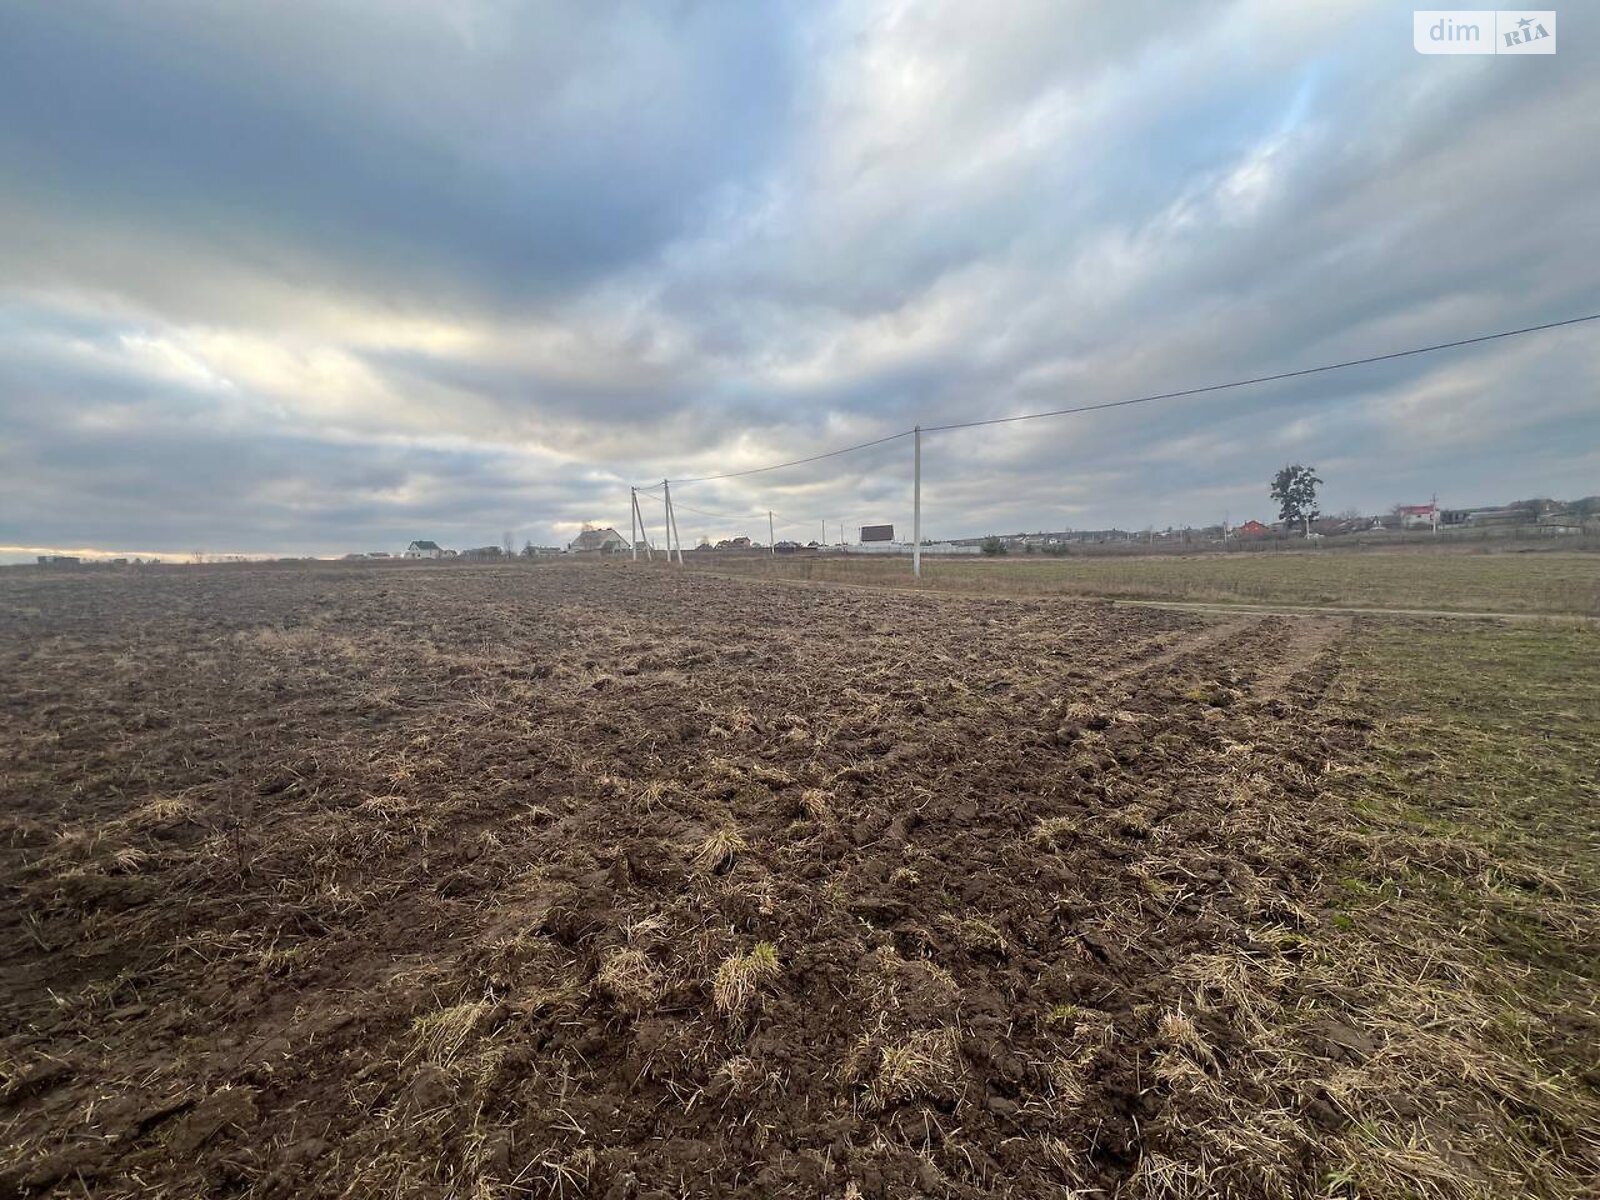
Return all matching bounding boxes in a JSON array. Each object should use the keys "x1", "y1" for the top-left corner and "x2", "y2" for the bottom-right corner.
[{"x1": 711, "y1": 941, "x2": 780, "y2": 1016}]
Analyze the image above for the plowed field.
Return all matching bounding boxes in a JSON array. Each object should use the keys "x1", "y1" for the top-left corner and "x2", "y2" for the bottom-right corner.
[{"x1": 1, "y1": 562, "x2": 1588, "y2": 1198}]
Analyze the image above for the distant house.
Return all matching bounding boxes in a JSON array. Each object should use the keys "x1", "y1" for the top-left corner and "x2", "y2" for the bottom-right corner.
[
  {"x1": 35, "y1": 555, "x2": 82, "y2": 565},
  {"x1": 460, "y1": 546, "x2": 504, "y2": 560},
  {"x1": 404, "y1": 540, "x2": 445, "y2": 559},
  {"x1": 1235, "y1": 520, "x2": 1270, "y2": 537},
  {"x1": 1536, "y1": 511, "x2": 1584, "y2": 536},
  {"x1": 367, "y1": 551, "x2": 391, "y2": 558},
  {"x1": 715, "y1": 536, "x2": 753, "y2": 550},
  {"x1": 1397, "y1": 503, "x2": 1437, "y2": 530},
  {"x1": 568, "y1": 527, "x2": 629, "y2": 554}
]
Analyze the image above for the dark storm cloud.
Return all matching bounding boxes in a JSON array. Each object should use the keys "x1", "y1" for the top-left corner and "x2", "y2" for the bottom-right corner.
[
  {"x1": 1, "y1": 1, "x2": 1596, "y2": 558},
  {"x1": 0, "y1": 1, "x2": 795, "y2": 314}
]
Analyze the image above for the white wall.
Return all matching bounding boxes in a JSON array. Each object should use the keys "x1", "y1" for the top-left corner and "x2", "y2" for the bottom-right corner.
[{"x1": 838, "y1": 542, "x2": 980, "y2": 556}]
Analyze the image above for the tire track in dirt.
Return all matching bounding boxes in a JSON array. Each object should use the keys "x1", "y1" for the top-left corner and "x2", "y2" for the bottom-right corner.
[
  {"x1": 1102, "y1": 617, "x2": 1261, "y2": 686},
  {"x1": 1251, "y1": 617, "x2": 1353, "y2": 702}
]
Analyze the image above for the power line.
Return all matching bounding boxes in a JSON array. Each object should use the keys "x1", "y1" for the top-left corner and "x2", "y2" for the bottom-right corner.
[
  {"x1": 922, "y1": 312, "x2": 1600, "y2": 433},
  {"x1": 643, "y1": 428, "x2": 913, "y2": 487},
  {"x1": 669, "y1": 498, "x2": 767, "y2": 522},
  {"x1": 631, "y1": 311, "x2": 1598, "y2": 492}
]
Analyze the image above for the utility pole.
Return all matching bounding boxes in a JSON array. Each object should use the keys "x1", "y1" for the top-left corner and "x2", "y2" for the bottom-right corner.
[
  {"x1": 662, "y1": 480, "x2": 684, "y2": 566},
  {"x1": 768, "y1": 511, "x2": 776, "y2": 555},
  {"x1": 631, "y1": 488, "x2": 653, "y2": 560},
  {"x1": 661, "y1": 481, "x2": 672, "y2": 563},
  {"x1": 821, "y1": 519, "x2": 826, "y2": 548},
  {"x1": 912, "y1": 424, "x2": 922, "y2": 579},
  {"x1": 630, "y1": 488, "x2": 637, "y2": 561}
]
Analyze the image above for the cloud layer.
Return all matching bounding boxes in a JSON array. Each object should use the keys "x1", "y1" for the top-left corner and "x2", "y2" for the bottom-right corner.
[{"x1": 3, "y1": 0, "x2": 1596, "y2": 557}]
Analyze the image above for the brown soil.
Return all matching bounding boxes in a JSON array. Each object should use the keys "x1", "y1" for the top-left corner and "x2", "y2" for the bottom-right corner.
[
  {"x1": 1250, "y1": 617, "x2": 1353, "y2": 701},
  {"x1": 0, "y1": 561, "x2": 1369, "y2": 1198}
]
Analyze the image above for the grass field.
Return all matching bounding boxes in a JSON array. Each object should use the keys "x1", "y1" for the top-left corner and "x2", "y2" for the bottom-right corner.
[
  {"x1": 1316, "y1": 621, "x2": 1599, "y2": 1195},
  {"x1": 691, "y1": 549, "x2": 1600, "y2": 615},
  {"x1": 1, "y1": 561, "x2": 1594, "y2": 1197}
]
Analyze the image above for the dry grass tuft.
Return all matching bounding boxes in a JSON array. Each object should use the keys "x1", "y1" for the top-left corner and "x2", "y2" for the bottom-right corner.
[
  {"x1": 693, "y1": 827, "x2": 746, "y2": 874},
  {"x1": 1029, "y1": 815, "x2": 1079, "y2": 849},
  {"x1": 123, "y1": 794, "x2": 193, "y2": 826},
  {"x1": 714, "y1": 1053, "x2": 778, "y2": 1098},
  {"x1": 633, "y1": 780, "x2": 682, "y2": 811},
  {"x1": 595, "y1": 948, "x2": 662, "y2": 1012},
  {"x1": 798, "y1": 788, "x2": 837, "y2": 827},
  {"x1": 1037, "y1": 1136, "x2": 1089, "y2": 1189},
  {"x1": 848, "y1": 1026, "x2": 963, "y2": 1108},
  {"x1": 107, "y1": 846, "x2": 152, "y2": 874},
  {"x1": 410, "y1": 1000, "x2": 492, "y2": 1066},
  {"x1": 712, "y1": 941, "x2": 780, "y2": 1016},
  {"x1": 937, "y1": 913, "x2": 1008, "y2": 956},
  {"x1": 1130, "y1": 1151, "x2": 1212, "y2": 1199}
]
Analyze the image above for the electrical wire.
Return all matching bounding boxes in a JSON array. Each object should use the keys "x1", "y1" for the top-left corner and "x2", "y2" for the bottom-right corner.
[
  {"x1": 630, "y1": 312, "x2": 1597, "y2": 488},
  {"x1": 636, "y1": 428, "x2": 913, "y2": 487},
  {"x1": 620, "y1": 310, "x2": 1599, "y2": 557},
  {"x1": 921, "y1": 313, "x2": 1600, "y2": 432},
  {"x1": 668, "y1": 498, "x2": 768, "y2": 522}
]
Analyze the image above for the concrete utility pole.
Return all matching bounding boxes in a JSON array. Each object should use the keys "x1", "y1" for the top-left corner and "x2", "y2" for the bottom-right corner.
[
  {"x1": 661, "y1": 481, "x2": 672, "y2": 562},
  {"x1": 630, "y1": 487, "x2": 637, "y2": 561},
  {"x1": 661, "y1": 480, "x2": 684, "y2": 566},
  {"x1": 627, "y1": 489, "x2": 646, "y2": 563},
  {"x1": 912, "y1": 425, "x2": 922, "y2": 579},
  {"x1": 768, "y1": 511, "x2": 776, "y2": 555}
]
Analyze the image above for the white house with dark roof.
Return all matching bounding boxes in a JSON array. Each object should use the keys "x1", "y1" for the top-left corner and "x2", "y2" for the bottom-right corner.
[
  {"x1": 403, "y1": 539, "x2": 445, "y2": 559},
  {"x1": 568, "y1": 527, "x2": 628, "y2": 553}
]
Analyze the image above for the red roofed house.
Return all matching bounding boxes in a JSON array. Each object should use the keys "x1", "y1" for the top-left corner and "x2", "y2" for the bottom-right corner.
[
  {"x1": 1397, "y1": 503, "x2": 1438, "y2": 530},
  {"x1": 1235, "y1": 520, "x2": 1271, "y2": 537}
]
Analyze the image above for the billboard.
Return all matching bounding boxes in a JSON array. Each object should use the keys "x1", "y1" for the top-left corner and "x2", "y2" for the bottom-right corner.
[{"x1": 859, "y1": 524, "x2": 895, "y2": 543}]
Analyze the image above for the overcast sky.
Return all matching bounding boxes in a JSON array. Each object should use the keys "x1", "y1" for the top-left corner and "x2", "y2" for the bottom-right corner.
[{"x1": 2, "y1": 1, "x2": 1596, "y2": 558}]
